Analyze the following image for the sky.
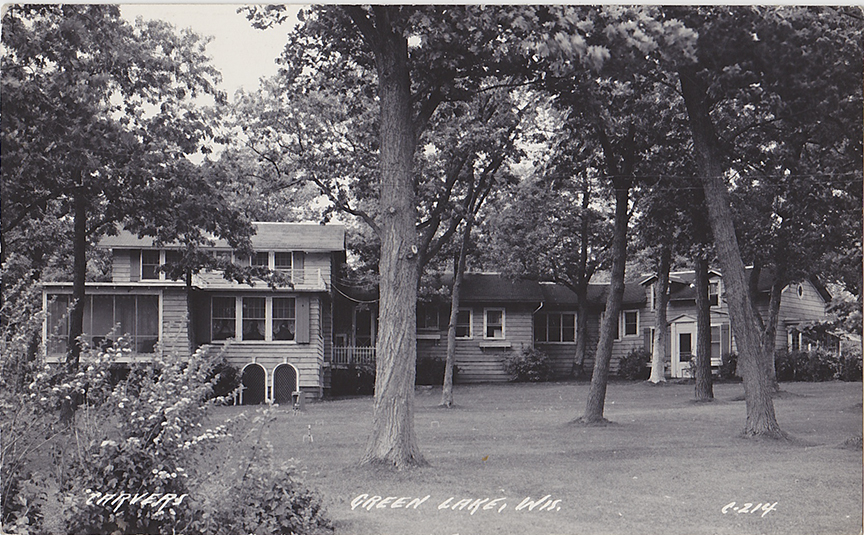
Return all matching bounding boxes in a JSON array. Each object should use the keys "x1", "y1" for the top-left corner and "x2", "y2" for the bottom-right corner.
[{"x1": 120, "y1": 4, "x2": 301, "y2": 100}]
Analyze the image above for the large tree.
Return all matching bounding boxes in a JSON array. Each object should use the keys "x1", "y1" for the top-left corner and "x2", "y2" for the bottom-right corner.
[
  {"x1": 675, "y1": 6, "x2": 862, "y2": 436},
  {"x1": 1, "y1": 6, "x2": 244, "y2": 374},
  {"x1": 242, "y1": 5, "x2": 546, "y2": 467}
]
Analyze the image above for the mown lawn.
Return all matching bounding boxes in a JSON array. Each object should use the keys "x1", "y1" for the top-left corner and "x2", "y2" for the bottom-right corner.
[{"x1": 207, "y1": 380, "x2": 862, "y2": 535}]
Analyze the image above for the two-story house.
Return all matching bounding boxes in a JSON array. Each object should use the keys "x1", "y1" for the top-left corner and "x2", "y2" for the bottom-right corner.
[{"x1": 43, "y1": 222, "x2": 346, "y2": 402}]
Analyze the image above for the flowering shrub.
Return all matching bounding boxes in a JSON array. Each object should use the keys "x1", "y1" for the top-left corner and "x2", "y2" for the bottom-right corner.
[{"x1": 1, "y1": 282, "x2": 329, "y2": 535}]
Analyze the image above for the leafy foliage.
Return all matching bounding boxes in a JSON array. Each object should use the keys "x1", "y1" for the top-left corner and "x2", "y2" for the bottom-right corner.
[
  {"x1": 774, "y1": 349, "x2": 855, "y2": 382},
  {"x1": 504, "y1": 348, "x2": 555, "y2": 382},
  {"x1": 617, "y1": 348, "x2": 652, "y2": 381},
  {"x1": 719, "y1": 353, "x2": 740, "y2": 381}
]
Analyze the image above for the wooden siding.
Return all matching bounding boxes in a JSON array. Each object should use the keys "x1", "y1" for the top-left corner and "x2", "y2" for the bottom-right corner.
[
  {"x1": 773, "y1": 280, "x2": 829, "y2": 349},
  {"x1": 304, "y1": 252, "x2": 334, "y2": 287},
  {"x1": 416, "y1": 303, "x2": 536, "y2": 383},
  {"x1": 610, "y1": 306, "x2": 652, "y2": 374},
  {"x1": 160, "y1": 288, "x2": 191, "y2": 356},
  {"x1": 112, "y1": 250, "x2": 133, "y2": 283}
]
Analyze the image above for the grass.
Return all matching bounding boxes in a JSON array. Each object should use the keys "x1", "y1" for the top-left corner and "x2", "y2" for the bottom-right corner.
[{"x1": 207, "y1": 380, "x2": 862, "y2": 535}]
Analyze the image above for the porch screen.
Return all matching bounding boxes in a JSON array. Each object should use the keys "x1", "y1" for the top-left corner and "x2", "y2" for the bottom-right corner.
[{"x1": 46, "y1": 294, "x2": 158, "y2": 354}]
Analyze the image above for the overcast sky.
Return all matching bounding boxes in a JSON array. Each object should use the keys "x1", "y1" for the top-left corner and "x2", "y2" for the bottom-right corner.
[{"x1": 121, "y1": 4, "x2": 301, "y2": 100}]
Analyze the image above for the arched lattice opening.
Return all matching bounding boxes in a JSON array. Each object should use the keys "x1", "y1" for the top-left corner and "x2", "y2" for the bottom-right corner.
[
  {"x1": 240, "y1": 363, "x2": 266, "y2": 405},
  {"x1": 273, "y1": 364, "x2": 299, "y2": 405}
]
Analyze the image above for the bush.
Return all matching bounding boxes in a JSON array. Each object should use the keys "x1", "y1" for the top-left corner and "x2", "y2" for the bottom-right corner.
[
  {"x1": 617, "y1": 348, "x2": 651, "y2": 380},
  {"x1": 504, "y1": 348, "x2": 554, "y2": 382},
  {"x1": 210, "y1": 466, "x2": 331, "y2": 535},
  {"x1": 330, "y1": 363, "x2": 375, "y2": 396},
  {"x1": 774, "y1": 350, "x2": 796, "y2": 382},
  {"x1": 838, "y1": 348, "x2": 863, "y2": 382},
  {"x1": 719, "y1": 352, "x2": 739, "y2": 381}
]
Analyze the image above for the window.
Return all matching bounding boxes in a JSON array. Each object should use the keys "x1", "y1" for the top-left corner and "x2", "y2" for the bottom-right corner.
[
  {"x1": 252, "y1": 252, "x2": 269, "y2": 267},
  {"x1": 484, "y1": 309, "x2": 505, "y2": 339},
  {"x1": 212, "y1": 297, "x2": 236, "y2": 341},
  {"x1": 274, "y1": 252, "x2": 293, "y2": 271},
  {"x1": 619, "y1": 310, "x2": 639, "y2": 338},
  {"x1": 272, "y1": 297, "x2": 296, "y2": 341},
  {"x1": 417, "y1": 305, "x2": 439, "y2": 331},
  {"x1": 709, "y1": 281, "x2": 720, "y2": 306},
  {"x1": 535, "y1": 312, "x2": 576, "y2": 343},
  {"x1": 141, "y1": 250, "x2": 161, "y2": 280},
  {"x1": 242, "y1": 297, "x2": 266, "y2": 340},
  {"x1": 710, "y1": 326, "x2": 722, "y2": 360},
  {"x1": 455, "y1": 309, "x2": 472, "y2": 338},
  {"x1": 163, "y1": 250, "x2": 183, "y2": 280},
  {"x1": 47, "y1": 294, "x2": 158, "y2": 354}
]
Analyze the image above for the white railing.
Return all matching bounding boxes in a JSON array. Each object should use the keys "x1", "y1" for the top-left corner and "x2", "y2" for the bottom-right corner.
[{"x1": 332, "y1": 346, "x2": 376, "y2": 366}]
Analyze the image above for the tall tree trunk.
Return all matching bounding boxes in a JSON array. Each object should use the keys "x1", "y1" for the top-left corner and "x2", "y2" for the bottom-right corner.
[
  {"x1": 581, "y1": 178, "x2": 629, "y2": 423},
  {"x1": 574, "y1": 293, "x2": 590, "y2": 377},
  {"x1": 649, "y1": 245, "x2": 671, "y2": 383},
  {"x1": 66, "y1": 183, "x2": 87, "y2": 372},
  {"x1": 694, "y1": 254, "x2": 714, "y2": 400},
  {"x1": 441, "y1": 220, "x2": 471, "y2": 407},
  {"x1": 573, "y1": 175, "x2": 593, "y2": 377},
  {"x1": 579, "y1": 121, "x2": 634, "y2": 424},
  {"x1": 761, "y1": 275, "x2": 785, "y2": 392},
  {"x1": 357, "y1": 7, "x2": 426, "y2": 467},
  {"x1": 679, "y1": 67, "x2": 785, "y2": 438},
  {"x1": 61, "y1": 182, "x2": 87, "y2": 425}
]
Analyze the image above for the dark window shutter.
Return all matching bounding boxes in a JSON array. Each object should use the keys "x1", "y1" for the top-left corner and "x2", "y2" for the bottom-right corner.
[
  {"x1": 296, "y1": 295, "x2": 310, "y2": 344},
  {"x1": 721, "y1": 324, "x2": 731, "y2": 356},
  {"x1": 130, "y1": 250, "x2": 140, "y2": 282},
  {"x1": 643, "y1": 327, "x2": 651, "y2": 351}
]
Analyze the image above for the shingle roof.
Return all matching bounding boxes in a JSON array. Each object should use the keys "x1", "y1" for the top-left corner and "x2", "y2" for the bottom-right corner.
[
  {"x1": 98, "y1": 222, "x2": 346, "y2": 252},
  {"x1": 418, "y1": 273, "x2": 646, "y2": 307}
]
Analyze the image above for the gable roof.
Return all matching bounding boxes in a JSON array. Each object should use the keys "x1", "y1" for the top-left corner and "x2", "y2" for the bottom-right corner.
[{"x1": 98, "y1": 222, "x2": 346, "y2": 253}]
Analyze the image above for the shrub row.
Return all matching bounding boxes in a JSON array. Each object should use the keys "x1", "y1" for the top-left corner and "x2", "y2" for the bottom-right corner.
[{"x1": 615, "y1": 347, "x2": 862, "y2": 383}]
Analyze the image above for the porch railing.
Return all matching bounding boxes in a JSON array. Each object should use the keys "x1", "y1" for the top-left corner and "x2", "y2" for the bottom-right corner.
[{"x1": 332, "y1": 346, "x2": 376, "y2": 366}]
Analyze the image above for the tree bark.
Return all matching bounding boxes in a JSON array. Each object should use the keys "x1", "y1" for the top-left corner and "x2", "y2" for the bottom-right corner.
[
  {"x1": 574, "y1": 294, "x2": 590, "y2": 377},
  {"x1": 579, "y1": 123, "x2": 633, "y2": 423},
  {"x1": 679, "y1": 66, "x2": 785, "y2": 437},
  {"x1": 694, "y1": 254, "x2": 714, "y2": 400},
  {"x1": 649, "y1": 245, "x2": 671, "y2": 383},
  {"x1": 61, "y1": 182, "x2": 87, "y2": 425},
  {"x1": 441, "y1": 220, "x2": 471, "y2": 407},
  {"x1": 66, "y1": 182, "x2": 87, "y2": 373},
  {"x1": 581, "y1": 179, "x2": 628, "y2": 422},
  {"x1": 354, "y1": 7, "x2": 426, "y2": 467}
]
